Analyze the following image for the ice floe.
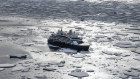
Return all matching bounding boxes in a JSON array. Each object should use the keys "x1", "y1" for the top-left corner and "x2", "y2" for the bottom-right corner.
[
  {"x1": 131, "y1": 77, "x2": 140, "y2": 79},
  {"x1": 38, "y1": 63, "x2": 50, "y2": 67},
  {"x1": 12, "y1": 66, "x2": 30, "y2": 72},
  {"x1": 68, "y1": 69, "x2": 89, "y2": 78},
  {"x1": 124, "y1": 70, "x2": 140, "y2": 77},
  {"x1": 131, "y1": 67, "x2": 140, "y2": 72},
  {"x1": 102, "y1": 51, "x2": 122, "y2": 56},
  {"x1": 0, "y1": 64, "x2": 16, "y2": 68},
  {"x1": 129, "y1": 37, "x2": 140, "y2": 42},
  {"x1": 58, "y1": 63, "x2": 65, "y2": 67},
  {"x1": 57, "y1": 61, "x2": 65, "y2": 67},
  {"x1": 96, "y1": 37, "x2": 113, "y2": 42},
  {"x1": 0, "y1": 68, "x2": 5, "y2": 71},
  {"x1": 114, "y1": 41, "x2": 135, "y2": 48}
]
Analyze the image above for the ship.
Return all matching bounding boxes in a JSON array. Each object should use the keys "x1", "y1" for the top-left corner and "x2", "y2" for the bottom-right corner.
[{"x1": 48, "y1": 29, "x2": 89, "y2": 51}]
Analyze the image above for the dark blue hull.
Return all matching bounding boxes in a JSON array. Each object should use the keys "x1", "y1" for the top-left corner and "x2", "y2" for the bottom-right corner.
[{"x1": 48, "y1": 39, "x2": 89, "y2": 51}]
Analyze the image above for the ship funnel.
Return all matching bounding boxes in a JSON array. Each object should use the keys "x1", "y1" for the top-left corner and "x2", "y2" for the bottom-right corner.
[{"x1": 61, "y1": 28, "x2": 62, "y2": 31}]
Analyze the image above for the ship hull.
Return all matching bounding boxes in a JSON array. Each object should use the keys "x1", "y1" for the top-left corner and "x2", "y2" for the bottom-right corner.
[{"x1": 48, "y1": 39, "x2": 89, "y2": 51}]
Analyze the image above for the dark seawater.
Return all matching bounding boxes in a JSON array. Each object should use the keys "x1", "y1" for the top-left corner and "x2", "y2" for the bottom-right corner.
[{"x1": 0, "y1": 43, "x2": 29, "y2": 64}]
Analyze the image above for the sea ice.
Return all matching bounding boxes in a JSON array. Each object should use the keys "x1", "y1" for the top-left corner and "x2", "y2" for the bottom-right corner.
[
  {"x1": 132, "y1": 50, "x2": 140, "y2": 54},
  {"x1": 119, "y1": 74, "x2": 129, "y2": 79},
  {"x1": 125, "y1": 27, "x2": 140, "y2": 30},
  {"x1": 0, "y1": 68, "x2": 5, "y2": 71},
  {"x1": 57, "y1": 63, "x2": 65, "y2": 67},
  {"x1": 124, "y1": 70, "x2": 140, "y2": 77},
  {"x1": 129, "y1": 37, "x2": 140, "y2": 42},
  {"x1": 102, "y1": 51, "x2": 122, "y2": 56},
  {"x1": 57, "y1": 61, "x2": 65, "y2": 67},
  {"x1": 21, "y1": 43, "x2": 34, "y2": 46},
  {"x1": 136, "y1": 43, "x2": 140, "y2": 47},
  {"x1": 114, "y1": 41, "x2": 135, "y2": 48},
  {"x1": 116, "y1": 33, "x2": 128, "y2": 36},
  {"x1": 133, "y1": 57, "x2": 140, "y2": 61},
  {"x1": 38, "y1": 63, "x2": 49, "y2": 67},
  {"x1": 97, "y1": 37, "x2": 113, "y2": 42},
  {"x1": 69, "y1": 69, "x2": 89, "y2": 78},
  {"x1": 131, "y1": 77, "x2": 140, "y2": 79},
  {"x1": 12, "y1": 66, "x2": 30, "y2": 72},
  {"x1": 131, "y1": 68, "x2": 140, "y2": 72},
  {"x1": 94, "y1": 35, "x2": 107, "y2": 38},
  {"x1": 0, "y1": 64, "x2": 16, "y2": 68},
  {"x1": 112, "y1": 36, "x2": 121, "y2": 40},
  {"x1": 48, "y1": 61, "x2": 59, "y2": 65}
]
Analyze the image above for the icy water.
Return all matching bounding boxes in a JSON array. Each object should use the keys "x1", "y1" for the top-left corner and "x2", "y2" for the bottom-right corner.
[{"x1": 0, "y1": 0, "x2": 140, "y2": 79}]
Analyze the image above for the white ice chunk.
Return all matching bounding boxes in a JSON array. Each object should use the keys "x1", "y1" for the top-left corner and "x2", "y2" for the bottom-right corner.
[
  {"x1": 0, "y1": 68, "x2": 5, "y2": 71},
  {"x1": 12, "y1": 66, "x2": 30, "y2": 72},
  {"x1": 114, "y1": 41, "x2": 135, "y2": 48},
  {"x1": 57, "y1": 61, "x2": 65, "y2": 67},
  {"x1": 38, "y1": 63, "x2": 49, "y2": 67},
  {"x1": 97, "y1": 38, "x2": 113, "y2": 42},
  {"x1": 0, "y1": 64, "x2": 16, "y2": 68},
  {"x1": 129, "y1": 37, "x2": 140, "y2": 42},
  {"x1": 102, "y1": 51, "x2": 122, "y2": 56},
  {"x1": 57, "y1": 63, "x2": 65, "y2": 67},
  {"x1": 69, "y1": 69, "x2": 89, "y2": 78}
]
